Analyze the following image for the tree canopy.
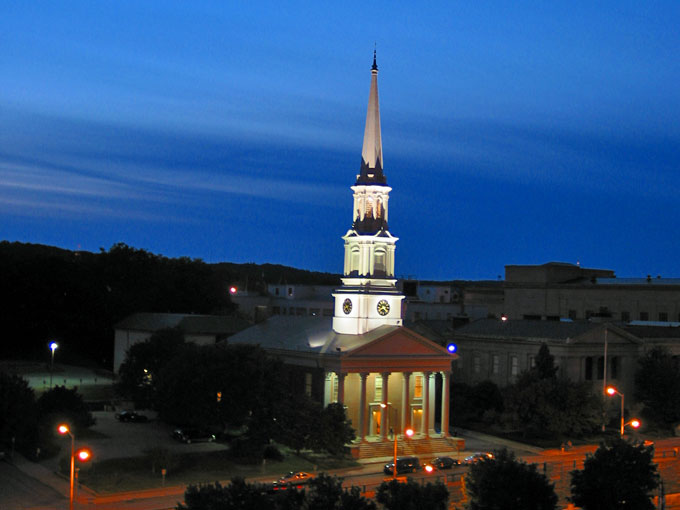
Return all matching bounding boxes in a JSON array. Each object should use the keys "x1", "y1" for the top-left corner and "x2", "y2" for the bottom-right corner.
[
  {"x1": 178, "y1": 475, "x2": 375, "y2": 510},
  {"x1": 634, "y1": 347, "x2": 680, "y2": 427},
  {"x1": 570, "y1": 438, "x2": 659, "y2": 510},
  {"x1": 503, "y1": 344, "x2": 601, "y2": 438},
  {"x1": 0, "y1": 373, "x2": 39, "y2": 455},
  {"x1": 376, "y1": 478, "x2": 449, "y2": 510},
  {"x1": 464, "y1": 448, "x2": 557, "y2": 510}
]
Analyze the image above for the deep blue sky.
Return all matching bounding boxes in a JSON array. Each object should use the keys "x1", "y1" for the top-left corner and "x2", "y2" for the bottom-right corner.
[{"x1": 2, "y1": 2, "x2": 679, "y2": 280}]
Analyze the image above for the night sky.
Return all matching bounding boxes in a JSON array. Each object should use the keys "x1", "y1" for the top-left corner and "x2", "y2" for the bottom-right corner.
[{"x1": 2, "y1": 2, "x2": 679, "y2": 280}]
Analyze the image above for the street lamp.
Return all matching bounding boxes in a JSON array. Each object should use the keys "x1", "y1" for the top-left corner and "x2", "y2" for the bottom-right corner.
[
  {"x1": 58, "y1": 424, "x2": 91, "y2": 510},
  {"x1": 49, "y1": 342, "x2": 58, "y2": 388},
  {"x1": 381, "y1": 403, "x2": 414, "y2": 480},
  {"x1": 605, "y1": 386, "x2": 639, "y2": 436}
]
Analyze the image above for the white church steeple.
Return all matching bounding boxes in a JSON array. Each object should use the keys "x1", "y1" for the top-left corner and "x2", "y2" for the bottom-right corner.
[{"x1": 332, "y1": 52, "x2": 404, "y2": 335}]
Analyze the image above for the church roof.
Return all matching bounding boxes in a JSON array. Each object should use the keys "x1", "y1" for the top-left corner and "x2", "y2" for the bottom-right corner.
[
  {"x1": 226, "y1": 315, "x2": 455, "y2": 371},
  {"x1": 115, "y1": 312, "x2": 250, "y2": 335},
  {"x1": 356, "y1": 50, "x2": 386, "y2": 186}
]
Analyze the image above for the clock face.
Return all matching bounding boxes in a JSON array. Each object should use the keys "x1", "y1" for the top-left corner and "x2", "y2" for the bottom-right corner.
[
  {"x1": 377, "y1": 299, "x2": 390, "y2": 316},
  {"x1": 343, "y1": 298, "x2": 352, "y2": 314}
]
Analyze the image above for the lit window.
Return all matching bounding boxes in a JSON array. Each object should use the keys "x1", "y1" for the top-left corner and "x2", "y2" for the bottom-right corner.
[
  {"x1": 374, "y1": 376, "x2": 383, "y2": 401},
  {"x1": 510, "y1": 356, "x2": 519, "y2": 377},
  {"x1": 305, "y1": 373, "x2": 312, "y2": 397},
  {"x1": 492, "y1": 355, "x2": 500, "y2": 374},
  {"x1": 474, "y1": 356, "x2": 481, "y2": 374},
  {"x1": 529, "y1": 356, "x2": 536, "y2": 369},
  {"x1": 414, "y1": 375, "x2": 423, "y2": 398},
  {"x1": 332, "y1": 375, "x2": 338, "y2": 402}
]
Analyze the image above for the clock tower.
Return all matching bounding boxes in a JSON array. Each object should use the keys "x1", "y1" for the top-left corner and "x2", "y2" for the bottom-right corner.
[{"x1": 332, "y1": 52, "x2": 405, "y2": 335}]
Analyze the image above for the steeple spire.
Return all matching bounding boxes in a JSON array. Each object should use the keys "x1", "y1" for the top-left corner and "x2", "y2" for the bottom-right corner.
[{"x1": 357, "y1": 50, "x2": 385, "y2": 185}]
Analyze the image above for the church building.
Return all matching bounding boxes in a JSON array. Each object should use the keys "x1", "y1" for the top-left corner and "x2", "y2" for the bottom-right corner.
[{"x1": 228, "y1": 53, "x2": 459, "y2": 458}]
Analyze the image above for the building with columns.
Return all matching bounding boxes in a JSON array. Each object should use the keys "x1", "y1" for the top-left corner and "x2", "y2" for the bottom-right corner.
[{"x1": 227, "y1": 53, "x2": 459, "y2": 458}]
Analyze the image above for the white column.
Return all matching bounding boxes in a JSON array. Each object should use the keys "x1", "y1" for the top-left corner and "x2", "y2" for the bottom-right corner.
[
  {"x1": 441, "y1": 371, "x2": 450, "y2": 437},
  {"x1": 428, "y1": 372, "x2": 436, "y2": 436},
  {"x1": 381, "y1": 372, "x2": 390, "y2": 440},
  {"x1": 323, "y1": 373, "x2": 332, "y2": 407},
  {"x1": 359, "y1": 373, "x2": 368, "y2": 442},
  {"x1": 336, "y1": 371, "x2": 345, "y2": 404},
  {"x1": 402, "y1": 372, "x2": 411, "y2": 431},
  {"x1": 422, "y1": 371, "x2": 431, "y2": 438}
]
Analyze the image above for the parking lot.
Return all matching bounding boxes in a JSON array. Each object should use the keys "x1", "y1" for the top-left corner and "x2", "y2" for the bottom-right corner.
[{"x1": 85, "y1": 410, "x2": 229, "y2": 461}]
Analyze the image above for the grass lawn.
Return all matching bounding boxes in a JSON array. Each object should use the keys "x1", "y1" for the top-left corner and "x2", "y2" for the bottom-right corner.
[{"x1": 79, "y1": 447, "x2": 358, "y2": 493}]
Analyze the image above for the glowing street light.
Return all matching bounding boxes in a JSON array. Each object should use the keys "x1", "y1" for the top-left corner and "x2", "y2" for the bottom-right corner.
[
  {"x1": 58, "y1": 424, "x2": 92, "y2": 510},
  {"x1": 381, "y1": 403, "x2": 414, "y2": 480},
  {"x1": 49, "y1": 342, "x2": 58, "y2": 388},
  {"x1": 605, "y1": 386, "x2": 630, "y2": 436}
]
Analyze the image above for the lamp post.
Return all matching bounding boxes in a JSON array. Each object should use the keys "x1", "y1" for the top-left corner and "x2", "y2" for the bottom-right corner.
[
  {"x1": 381, "y1": 403, "x2": 413, "y2": 480},
  {"x1": 49, "y1": 342, "x2": 58, "y2": 388},
  {"x1": 605, "y1": 386, "x2": 640, "y2": 437},
  {"x1": 58, "y1": 424, "x2": 91, "y2": 510}
]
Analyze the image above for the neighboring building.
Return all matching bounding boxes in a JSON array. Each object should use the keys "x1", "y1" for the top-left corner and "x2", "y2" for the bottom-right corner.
[
  {"x1": 113, "y1": 313, "x2": 250, "y2": 373},
  {"x1": 415, "y1": 317, "x2": 680, "y2": 404},
  {"x1": 228, "y1": 53, "x2": 459, "y2": 459},
  {"x1": 503, "y1": 262, "x2": 680, "y2": 322}
]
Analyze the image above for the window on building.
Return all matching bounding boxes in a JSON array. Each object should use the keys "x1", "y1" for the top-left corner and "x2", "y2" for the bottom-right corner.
[
  {"x1": 621, "y1": 311, "x2": 630, "y2": 322},
  {"x1": 492, "y1": 355, "x2": 500, "y2": 374},
  {"x1": 440, "y1": 296, "x2": 445, "y2": 303},
  {"x1": 272, "y1": 306, "x2": 281, "y2": 315},
  {"x1": 374, "y1": 376, "x2": 383, "y2": 402},
  {"x1": 585, "y1": 310, "x2": 594, "y2": 319},
  {"x1": 289, "y1": 307, "x2": 295, "y2": 315},
  {"x1": 659, "y1": 312, "x2": 668, "y2": 322},
  {"x1": 288, "y1": 287, "x2": 293, "y2": 296},
  {"x1": 275, "y1": 288, "x2": 280, "y2": 296},
  {"x1": 546, "y1": 315, "x2": 560, "y2": 321},
  {"x1": 296, "y1": 307, "x2": 306, "y2": 316},
  {"x1": 414, "y1": 375, "x2": 423, "y2": 398},
  {"x1": 529, "y1": 356, "x2": 536, "y2": 369},
  {"x1": 332, "y1": 375, "x2": 338, "y2": 402},
  {"x1": 640, "y1": 311, "x2": 649, "y2": 321},
  {"x1": 597, "y1": 357, "x2": 605, "y2": 380},
  {"x1": 414, "y1": 311, "x2": 421, "y2": 320},
  {"x1": 610, "y1": 357, "x2": 619, "y2": 379},
  {"x1": 305, "y1": 373, "x2": 312, "y2": 396},
  {"x1": 310, "y1": 308, "x2": 320, "y2": 316},
  {"x1": 322, "y1": 308, "x2": 333, "y2": 317},
  {"x1": 568, "y1": 309, "x2": 577, "y2": 320},
  {"x1": 523, "y1": 315, "x2": 541, "y2": 321},
  {"x1": 510, "y1": 356, "x2": 519, "y2": 377},
  {"x1": 473, "y1": 356, "x2": 481, "y2": 374},
  {"x1": 585, "y1": 357, "x2": 593, "y2": 380}
]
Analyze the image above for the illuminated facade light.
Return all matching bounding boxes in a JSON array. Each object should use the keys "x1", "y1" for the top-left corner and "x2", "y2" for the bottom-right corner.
[{"x1": 447, "y1": 343, "x2": 457, "y2": 353}]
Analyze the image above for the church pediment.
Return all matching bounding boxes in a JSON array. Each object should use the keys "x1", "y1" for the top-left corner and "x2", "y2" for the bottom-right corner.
[{"x1": 343, "y1": 327, "x2": 453, "y2": 358}]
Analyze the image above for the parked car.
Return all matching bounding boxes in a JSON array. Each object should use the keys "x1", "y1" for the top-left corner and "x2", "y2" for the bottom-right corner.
[
  {"x1": 383, "y1": 456, "x2": 421, "y2": 475},
  {"x1": 271, "y1": 471, "x2": 315, "y2": 490},
  {"x1": 424, "y1": 456, "x2": 460, "y2": 471},
  {"x1": 115, "y1": 410, "x2": 148, "y2": 423},
  {"x1": 172, "y1": 428, "x2": 216, "y2": 444},
  {"x1": 463, "y1": 452, "x2": 494, "y2": 464}
]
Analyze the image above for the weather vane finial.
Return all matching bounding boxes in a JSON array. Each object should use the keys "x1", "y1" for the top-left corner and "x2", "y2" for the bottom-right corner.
[{"x1": 372, "y1": 44, "x2": 378, "y2": 71}]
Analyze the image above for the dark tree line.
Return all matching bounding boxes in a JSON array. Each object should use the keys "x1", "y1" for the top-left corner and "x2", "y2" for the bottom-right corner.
[{"x1": 1, "y1": 241, "x2": 339, "y2": 367}]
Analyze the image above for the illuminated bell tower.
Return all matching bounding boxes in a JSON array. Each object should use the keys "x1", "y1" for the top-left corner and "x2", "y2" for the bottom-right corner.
[{"x1": 332, "y1": 52, "x2": 404, "y2": 335}]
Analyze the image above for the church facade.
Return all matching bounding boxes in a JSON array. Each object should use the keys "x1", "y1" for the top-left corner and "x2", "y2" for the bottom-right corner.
[{"x1": 228, "y1": 53, "x2": 458, "y2": 457}]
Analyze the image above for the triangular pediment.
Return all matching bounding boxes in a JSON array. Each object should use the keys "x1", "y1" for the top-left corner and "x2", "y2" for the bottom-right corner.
[
  {"x1": 569, "y1": 324, "x2": 641, "y2": 346},
  {"x1": 344, "y1": 327, "x2": 453, "y2": 358}
]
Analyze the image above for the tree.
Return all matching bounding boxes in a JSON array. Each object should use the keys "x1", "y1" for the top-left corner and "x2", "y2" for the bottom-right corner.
[
  {"x1": 503, "y1": 344, "x2": 601, "y2": 438},
  {"x1": 465, "y1": 448, "x2": 557, "y2": 510},
  {"x1": 570, "y1": 437, "x2": 659, "y2": 510},
  {"x1": 376, "y1": 478, "x2": 449, "y2": 510},
  {"x1": 315, "y1": 403, "x2": 356, "y2": 455},
  {"x1": 0, "y1": 373, "x2": 39, "y2": 455},
  {"x1": 115, "y1": 327, "x2": 186, "y2": 407},
  {"x1": 178, "y1": 475, "x2": 375, "y2": 510},
  {"x1": 634, "y1": 347, "x2": 680, "y2": 427},
  {"x1": 37, "y1": 385, "x2": 95, "y2": 432}
]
